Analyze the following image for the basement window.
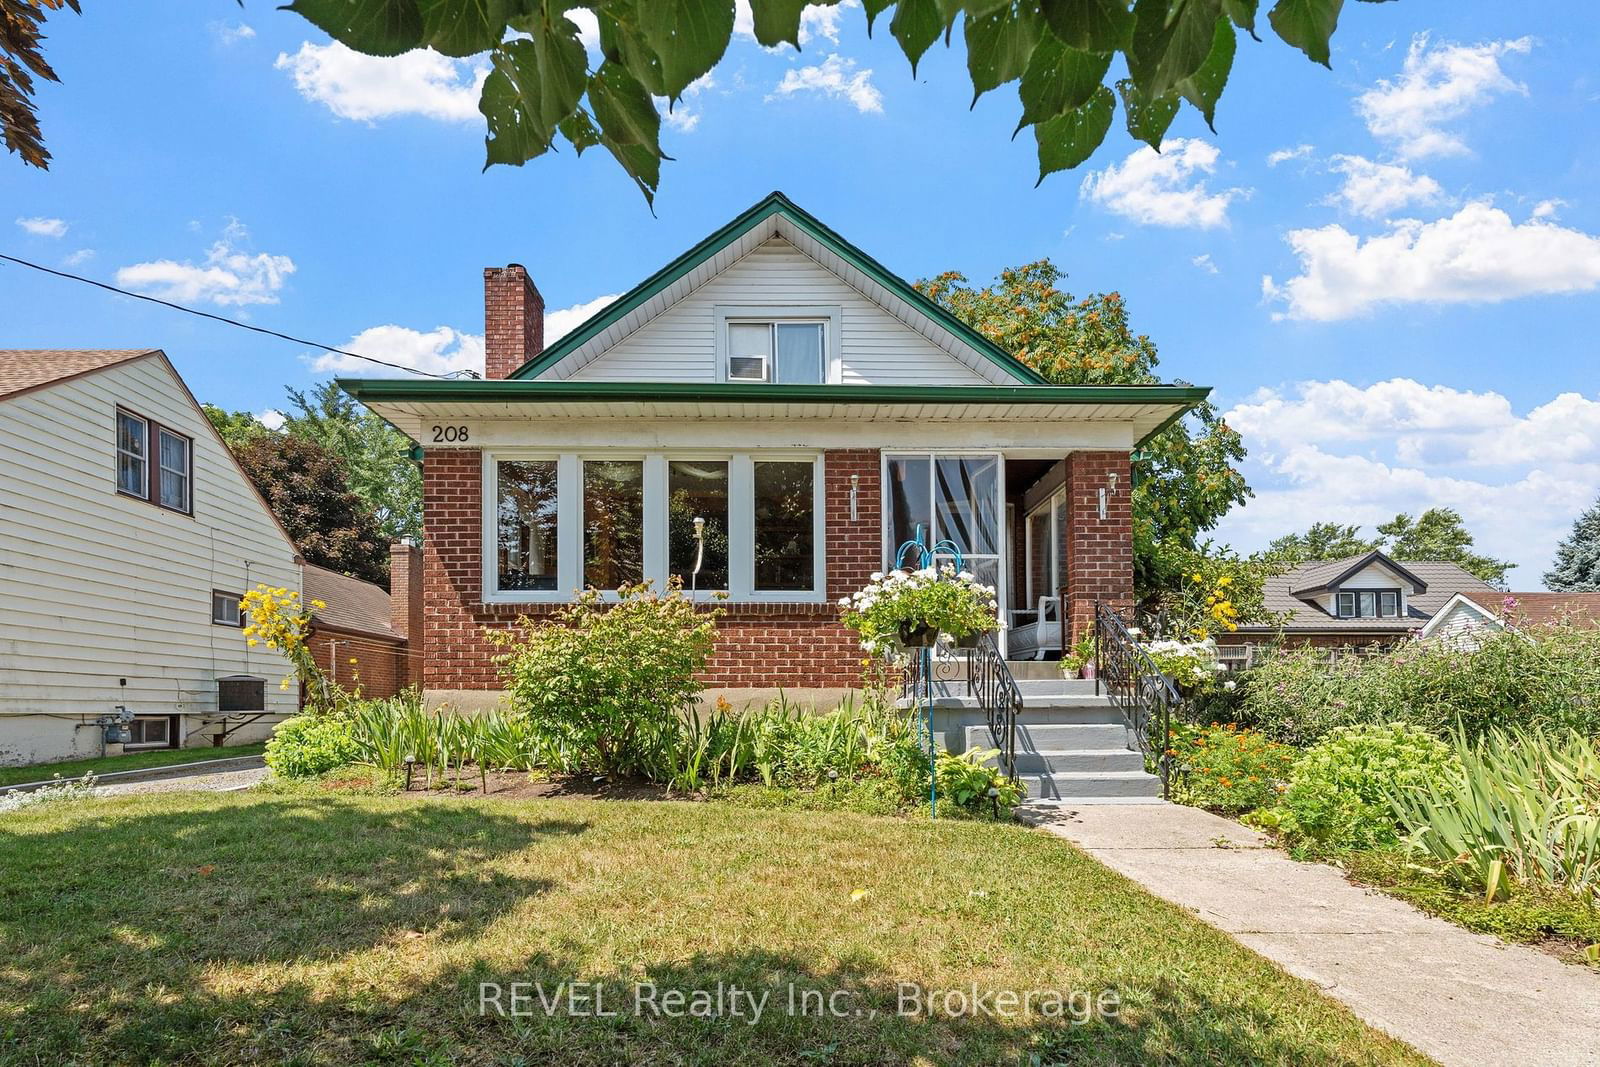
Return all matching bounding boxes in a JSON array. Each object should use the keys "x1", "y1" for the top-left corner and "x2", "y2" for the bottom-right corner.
[{"x1": 126, "y1": 716, "x2": 176, "y2": 749}]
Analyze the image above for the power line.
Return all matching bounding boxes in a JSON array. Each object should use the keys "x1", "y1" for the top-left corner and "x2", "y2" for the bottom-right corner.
[{"x1": 0, "y1": 252, "x2": 480, "y2": 380}]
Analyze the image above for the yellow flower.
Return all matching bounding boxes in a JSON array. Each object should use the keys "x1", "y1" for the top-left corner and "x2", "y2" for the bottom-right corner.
[{"x1": 247, "y1": 639, "x2": 258, "y2": 647}]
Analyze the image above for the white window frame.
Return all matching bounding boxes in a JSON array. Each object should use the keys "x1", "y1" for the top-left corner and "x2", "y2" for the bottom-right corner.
[
  {"x1": 125, "y1": 715, "x2": 174, "y2": 749},
  {"x1": 156, "y1": 426, "x2": 192, "y2": 514},
  {"x1": 481, "y1": 450, "x2": 825, "y2": 605},
  {"x1": 714, "y1": 305, "x2": 842, "y2": 384},
  {"x1": 115, "y1": 408, "x2": 149, "y2": 500},
  {"x1": 1023, "y1": 488, "x2": 1066, "y2": 604},
  {"x1": 212, "y1": 590, "x2": 243, "y2": 627}
]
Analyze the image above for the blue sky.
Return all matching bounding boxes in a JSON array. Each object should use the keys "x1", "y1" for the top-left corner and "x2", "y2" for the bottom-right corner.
[{"x1": 4, "y1": 2, "x2": 1598, "y2": 586}]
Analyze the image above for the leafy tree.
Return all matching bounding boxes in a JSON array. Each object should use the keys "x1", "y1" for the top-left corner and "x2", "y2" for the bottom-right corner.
[
  {"x1": 0, "y1": 0, "x2": 78, "y2": 168},
  {"x1": 916, "y1": 259, "x2": 1249, "y2": 598},
  {"x1": 1261, "y1": 521, "x2": 1381, "y2": 566},
  {"x1": 201, "y1": 404, "x2": 269, "y2": 452},
  {"x1": 1544, "y1": 495, "x2": 1600, "y2": 592},
  {"x1": 280, "y1": 382, "x2": 422, "y2": 545},
  {"x1": 13, "y1": 1, "x2": 1383, "y2": 195},
  {"x1": 231, "y1": 431, "x2": 390, "y2": 585},
  {"x1": 1377, "y1": 508, "x2": 1513, "y2": 589}
]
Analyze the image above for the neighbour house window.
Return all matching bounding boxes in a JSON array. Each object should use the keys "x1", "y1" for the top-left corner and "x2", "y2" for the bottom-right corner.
[
  {"x1": 753, "y1": 460, "x2": 814, "y2": 592},
  {"x1": 726, "y1": 321, "x2": 825, "y2": 383},
  {"x1": 496, "y1": 459, "x2": 559, "y2": 592},
  {"x1": 583, "y1": 459, "x2": 645, "y2": 589},
  {"x1": 125, "y1": 716, "x2": 173, "y2": 748},
  {"x1": 157, "y1": 428, "x2": 191, "y2": 512},
  {"x1": 668, "y1": 460, "x2": 729, "y2": 590},
  {"x1": 116, "y1": 409, "x2": 148, "y2": 498},
  {"x1": 1336, "y1": 590, "x2": 1402, "y2": 618},
  {"x1": 212, "y1": 591, "x2": 243, "y2": 627}
]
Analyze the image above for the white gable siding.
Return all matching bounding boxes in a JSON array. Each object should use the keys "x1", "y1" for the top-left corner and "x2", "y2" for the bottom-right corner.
[
  {"x1": 1426, "y1": 600, "x2": 1499, "y2": 650},
  {"x1": 1313, "y1": 563, "x2": 1415, "y2": 615},
  {"x1": 565, "y1": 238, "x2": 992, "y2": 386},
  {"x1": 0, "y1": 356, "x2": 300, "y2": 764}
]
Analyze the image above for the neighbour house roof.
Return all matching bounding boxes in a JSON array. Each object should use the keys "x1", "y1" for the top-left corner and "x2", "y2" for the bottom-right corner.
[
  {"x1": 0, "y1": 349, "x2": 158, "y2": 400},
  {"x1": 1234, "y1": 556, "x2": 1497, "y2": 634},
  {"x1": 508, "y1": 191, "x2": 1051, "y2": 386},
  {"x1": 1463, "y1": 590, "x2": 1600, "y2": 629},
  {"x1": 303, "y1": 564, "x2": 398, "y2": 641}
]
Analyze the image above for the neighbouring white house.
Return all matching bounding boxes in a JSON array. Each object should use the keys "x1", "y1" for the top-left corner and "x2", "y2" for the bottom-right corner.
[
  {"x1": 1419, "y1": 590, "x2": 1600, "y2": 649},
  {"x1": 0, "y1": 349, "x2": 302, "y2": 767}
]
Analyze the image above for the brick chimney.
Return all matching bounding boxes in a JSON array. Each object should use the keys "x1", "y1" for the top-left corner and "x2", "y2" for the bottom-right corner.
[
  {"x1": 389, "y1": 538, "x2": 424, "y2": 685},
  {"x1": 483, "y1": 264, "x2": 544, "y2": 380}
]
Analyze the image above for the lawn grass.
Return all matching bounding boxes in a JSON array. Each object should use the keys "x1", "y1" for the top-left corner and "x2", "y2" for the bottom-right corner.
[
  {"x1": 0, "y1": 742, "x2": 266, "y2": 789},
  {"x1": 0, "y1": 789, "x2": 1429, "y2": 1066}
]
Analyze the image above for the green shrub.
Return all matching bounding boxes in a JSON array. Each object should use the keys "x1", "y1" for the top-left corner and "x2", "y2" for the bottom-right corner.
[
  {"x1": 935, "y1": 747, "x2": 1024, "y2": 811},
  {"x1": 1391, "y1": 728, "x2": 1600, "y2": 902},
  {"x1": 1238, "y1": 624, "x2": 1600, "y2": 746},
  {"x1": 1168, "y1": 722, "x2": 1295, "y2": 814},
  {"x1": 1269, "y1": 723, "x2": 1457, "y2": 853},
  {"x1": 489, "y1": 581, "x2": 721, "y2": 779},
  {"x1": 265, "y1": 714, "x2": 361, "y2": 779}
]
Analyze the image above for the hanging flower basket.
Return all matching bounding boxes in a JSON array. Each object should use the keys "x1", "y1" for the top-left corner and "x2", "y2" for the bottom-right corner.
[
  {"x1": 838, "y1": 565, "x2": 999, "y2": 657},
  {"x1": 897, "y1": 620, "x2": 939, "y2": 647},
  {"x1": 949, "y1": 630, "x2": 982, "y2": 649}
]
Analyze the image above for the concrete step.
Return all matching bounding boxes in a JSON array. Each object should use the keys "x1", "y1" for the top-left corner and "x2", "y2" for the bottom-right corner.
[
  {"x1": 916, "y1": 691, "x2": 1115, "y2": 713},
  {"x1": 1019, "y1": 771, "x2": 1163, "y2": 801},
  {"x1": 1015, "y1": 677, "x2": 1099, "y2": 696},
  {"x1": 1011, "y1": 722, "x2": 1135, "y2": 750},
  {"x1": 1005, "y1": 660, "x2": 1067, "y2": 680},
  {"x1": 1010, "y1": 749, "x2": 1148, "y2": 774}
]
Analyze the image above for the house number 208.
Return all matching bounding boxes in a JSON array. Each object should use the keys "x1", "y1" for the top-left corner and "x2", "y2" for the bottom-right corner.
[{"x1": 431, "y1": 425, "x2": 470, "y2": 443}]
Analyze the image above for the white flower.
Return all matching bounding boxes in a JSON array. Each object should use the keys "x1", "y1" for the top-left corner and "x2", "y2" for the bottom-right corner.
[
  {"x1": 838, "y1": 596, "x2": 851, "y2": 609},
  {"x1": 870, "y1": 571, "x2": 884, "y2": 582},
  {"x1": 1223, "y1": 679, "x2": 1237, "y2": 691}
]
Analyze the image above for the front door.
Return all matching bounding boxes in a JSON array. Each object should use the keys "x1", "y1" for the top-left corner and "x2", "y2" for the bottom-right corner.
[{"x1": 883, "y1": 453, "x2": 1005, "y2": 647}]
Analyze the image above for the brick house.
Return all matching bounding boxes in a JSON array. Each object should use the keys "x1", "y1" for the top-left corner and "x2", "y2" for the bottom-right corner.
[
  {"x1": 302, "y1": 542, "x2": 422, "y2": 701},
  {"x1": 341, "y1": 193, "x2": 1206, "y2": 708}
]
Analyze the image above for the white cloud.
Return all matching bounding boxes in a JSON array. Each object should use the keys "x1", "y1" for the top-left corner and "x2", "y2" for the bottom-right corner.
[
  {"x1": 1263, "y1": 200, "x2": 1600, "y2": 320},
  {"x1": 63, "y1": 248, "x2": 94, "y2": 266},
  {"x1": 16, "y1": 216, "x2": 67, "y2": 238},
  {"x1": 1326, "y1": 154, "x2": 1444, "y2": 218},
  {"x1": 215, "y1": 22, "x2": 256, "y2": 45},
  {"x1": 565, "y1": 7, "x2": 600, "y2": 51},
  {"x1": 1215, "y1": 379, "x2": 1600, "y2": 582},
  {"x1": 736, "y1": 0, "x2": 857, "y2": 47},
  {"x1": 1079, "y1": 139, "x2": 1244, "y2": 229},
  {"x1": 1267, "y1": 144, "x2": 1314, "y2": 166},
  {"x1": 116, "y1": 220, "x2": 295, "y2": 307},
  {"x1": 657, "y1": 74, "x2": 716, "y2": 133},
  {"x1": 1357, "y1": 35, "x2": 1532, "y2": 159},
  {"x1": 768, "y1": 54, "x2": 882, "y2": 114},
  {"x1": 257, "y1": 409, "x2": 286, "y2": 431},
  {"x1": 545, "y1": 293, "x2": 621, "y2": 342},
  {"x1": 312, "y1": 325, "x2": 485, "y2": 378},
  {"x1": 275, "y1": 41, "x2": 487, "y2": 123},
  {"x1": 310, "y1": 296, "x2": 618, "y2": 379},
  {"x1": 1192, "y1": 253, "x2": 1218, "y2": 274}
]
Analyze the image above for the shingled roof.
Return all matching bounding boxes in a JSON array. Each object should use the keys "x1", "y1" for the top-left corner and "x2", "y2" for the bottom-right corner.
[
  {"x1": 1463, "y1": 590, "x2": 1600, "y2": 629},
  {"x1": 0, "y1": 349, "x2": 158, "y2": 400},
  {"x1": 1235, "y1": 556, "x2": 1498, "y2": 633},
  {"x1": 303, "y1": 564, "x2": 398, "y2": 640}
]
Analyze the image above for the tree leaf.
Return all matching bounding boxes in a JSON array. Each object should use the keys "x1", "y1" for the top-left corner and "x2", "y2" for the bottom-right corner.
[
  {"x1": 1116, "y1": 75, "x2": 1179, "y2": 147},
  {"x1": 1222, "y1": 0, "x2": 1258, "y2": 36},
  {"x1": 862, "y1": 0, "x2": 895, "y2": 34},
  {"x1": 479, "y1": 16, "x2": 589, "y2": 167},
  {"x1": 635, "y1": 0, "x2": 735, "y2": 101},
  {"x1": 747, "y1": 0, "x2": 811, "y2": 48},
  {"x1": 416, "y1": 0, "x2": 513, "y2": 57},
  {"x1": 890, "y1": 0, "x2": 944, "y2": 76},
  {"x1": 965, "y1": 3, "x2": 1044, "y2": 104},
  {"x1": 1267, "y1": 0, "x2": 1342, "y2": 67},
  {"x1": 1015, "y1": 35, "x2": 1112, "y2": 132},
  {"x1": 601, "y1": 135, "x2": 664, "y2": 205},
  {"x1": 587, "y1": 61, "x2": 667, "y2": 206},
  {"x1": 1039, "y1": 0, "x2": 1135, "y2": 53},
  {"x1": 281, "y1": 0, "x2": 424, "y2": 57},
  {"x1": 1127, "y1": 0, "x2": 1222, "y2": 99},
  {"x1": 597, "y1": 5, "x2": 668, "y2": 96},
  {"x1": 559, "y1": 107, "x2": 604, "y2": 154},
  {"x1": 1177, "y1": 13, "x2": 1234, "y2": 130},
  {"x1": 1034, "y1": 83, "x2": 1114, "y2": 183}
]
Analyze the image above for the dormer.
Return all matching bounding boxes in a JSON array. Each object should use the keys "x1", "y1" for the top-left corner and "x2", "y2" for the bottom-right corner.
[{"x1": 1288, "y1": 550, "x2": 1429, "y2": 620}]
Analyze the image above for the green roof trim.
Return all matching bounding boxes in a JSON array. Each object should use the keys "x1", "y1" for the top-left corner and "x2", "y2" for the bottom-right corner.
[
  {"x1": 507, "y1": 191, "x2": 1050, "y2": 385},
  {"x1": 337, "y1": 379, "x2": 1208, "y2": 446}
]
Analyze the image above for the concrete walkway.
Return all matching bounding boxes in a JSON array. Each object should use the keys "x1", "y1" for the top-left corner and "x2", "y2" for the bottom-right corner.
[
  {"x1": 1022, "y1": 802, "x2": 1600, "y2": 1067},
  {"x1": 92, "y1": 766, "x2": 270, "y2": 797}
]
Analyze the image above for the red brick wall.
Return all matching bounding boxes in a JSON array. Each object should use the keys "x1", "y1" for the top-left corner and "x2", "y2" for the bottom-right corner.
[
  {"x1": 390, "y1": 541, "x2": 425, "y2": 685},
  {"x1": 308, "y1": 628, "x2": 409, "y2": 699},
  {"x1": 420, "y1": 448, "x2": 881, "y2": 691},
  {"x1": 1062, "y1": 450, "x2": 1134, "y2": 644},
  {"x1": 483, "y1": 265, "x2": 544, "y2": 380}
]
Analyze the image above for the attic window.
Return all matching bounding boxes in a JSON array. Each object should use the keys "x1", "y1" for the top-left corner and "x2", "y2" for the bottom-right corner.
[
  {"x1": 727, "y1": 321, "x2": 824, "y2": 384},
  {"x1": 1337, "y1": 590, "x2": 1401, "y2": 618}
]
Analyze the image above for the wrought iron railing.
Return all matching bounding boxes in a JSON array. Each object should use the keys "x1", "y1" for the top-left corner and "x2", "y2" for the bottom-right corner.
[
  {"x1": 1094, "y1": 601, "x2": 1186, "y2": 800},
  {"x1": 966, "y1": 631, "x2": 1020, "y2": 782}
]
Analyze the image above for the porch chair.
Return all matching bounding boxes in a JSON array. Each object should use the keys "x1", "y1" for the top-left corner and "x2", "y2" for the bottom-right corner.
[{"x1": 1007, "y1": 596, "x2": 1063, "y2": 660}]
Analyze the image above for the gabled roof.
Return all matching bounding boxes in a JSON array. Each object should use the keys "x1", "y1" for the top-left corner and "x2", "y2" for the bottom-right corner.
[
  {"x1": 507, "y1": 191, "x2": 1049, "y2": 386},
  {"x1": 0, "y1": 349, "x2": 158, "y2": 401},
  {"x1": 1287, "y1": 550, "x2": 1430, "y2": 597},
  {"x1": 1465, "y1": 590, "x2": 1600, "y2": 629},
  {"x1": 1235, "y1": 557, "x2": 1497, "y2": 634},
  {"x1": 304, "y1": 564, "x2": 398, "y2": 641}
]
